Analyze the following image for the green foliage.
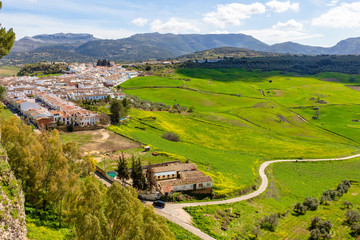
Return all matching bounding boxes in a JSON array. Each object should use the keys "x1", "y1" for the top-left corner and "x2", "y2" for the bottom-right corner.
[
  {"x1": 309, "y1": 217, "x2": 332, "y2": 240},
  {"x1": 293, "y1": 202, "x2": 307, "y2": 215},
  {"x1": 96, "y1": 59, "x2": 111, "y2": 67},
  {"x1": 345, "y1": 210, "x2": 360, "y2": 224},
  {"x1": 0, "y1": 1, "x2": 15, "y2": 59},
  {"x1": 117, "y1": 152, "x2": 129, "y2": 180},
  {"x1": 259, "y1": 213, "x2": 279, "y2": 231},
  {"x1": 0, "y1": 116, "x2": 173, "y2": 239},
  {"x1": 161, "y1": 132, "x2": 180, "y2": 142},
  {"x1": 0, "y1": 85, "x2": 6, "y2": 101},
  {"x1": 131, "y1": 156, "x2": 146, "y2": 190},
  {"x1": 303, "y1": 197, "x2": 320, "y2": 211},
  {"x1": 110, "y1": 98, "x2": 130, "y2": 124},
  {"x1": 17, "y1": 62, "x2": 67, "y2": 76},
  {"x1": 194, "y1": 55, "x2": 360, "y2": 75},
  {"x1": 66, "y1": 124, "x2": 74, "y2": 132}
]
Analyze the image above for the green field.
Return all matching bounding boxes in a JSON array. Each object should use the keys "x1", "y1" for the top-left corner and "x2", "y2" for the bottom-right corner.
[
  {"x1": 113, "y1": 68, "x2": 360, "y2": 196},
  {"x1": 0, "y1": 66, "x2": 20, "y2": 77},
  {"x1": 185, "y1": 158, "x2": 360, "y2": 239}
]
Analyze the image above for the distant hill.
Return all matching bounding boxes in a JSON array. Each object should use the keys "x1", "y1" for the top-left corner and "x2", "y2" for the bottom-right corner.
[
  {"x1": 11, "y1": 33, "x2": 97, "y2": 53},
  {"x1": 177, "y1": 47, "x2": 281, "y2": 60},
  {"x1": 3, "y1": 32, "x2": 360, "y2": 64}
]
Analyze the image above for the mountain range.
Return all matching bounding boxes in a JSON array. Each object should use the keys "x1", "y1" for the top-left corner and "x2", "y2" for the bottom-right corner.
[{"x1": 3, "y1": 32, "x2": 360, "y2": 64}]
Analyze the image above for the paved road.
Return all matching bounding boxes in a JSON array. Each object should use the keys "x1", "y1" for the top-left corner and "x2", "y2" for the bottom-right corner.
[{"x1": 157, "y1": 154, "x2": 360, "y2": 240}]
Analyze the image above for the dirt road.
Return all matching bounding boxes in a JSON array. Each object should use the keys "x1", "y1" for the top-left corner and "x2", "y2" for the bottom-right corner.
[{"x1": 157, "y1": 154, "x2": 360, "y2": 239}]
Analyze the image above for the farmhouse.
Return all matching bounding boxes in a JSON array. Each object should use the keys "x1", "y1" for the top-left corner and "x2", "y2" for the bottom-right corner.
[{"x1": 147, "y1": 162, "x2": 212, "y2": 196}]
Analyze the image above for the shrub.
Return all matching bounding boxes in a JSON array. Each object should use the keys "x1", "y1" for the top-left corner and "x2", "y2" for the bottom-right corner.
[
  {"x1": 66, "y1": 124, "x2": 74, "y2": 132},
  {"x1": 320, "y1": 195, "x2": 332, "y2": 205},
  {"x1": 259, "y1": 213, "x2": 278, "y2": 231},
  {"x1": 351, "y1": 223, "x2": 360, "y2": 236},
  {"x1": 303, "y1": 196, "x2": 320, "y2": 211},
  {"x1": 293, "y1": 202, "x2": 307, "y2": 215},
  {"x1": 345, "y1": 210, "x2": 360, "y2": 224},
  {"x1": 309, "y1": 217, "x2": 332, "y2": 240},
  {"x1": 342, "y1": 201, "x2": 353, "y2": 209},
  {"x1": 310, "y1": 228, "x2": 331, "y2": 240},
  {"x1": 161, "y1": 132, "x2": 180, "y2": 142}
]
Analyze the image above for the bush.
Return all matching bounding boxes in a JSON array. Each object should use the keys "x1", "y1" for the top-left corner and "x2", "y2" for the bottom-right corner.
[
  {"x1": 293, "y1": 202, "x2": 307, "y2": 215},
  {"x1": 345, "y1": 210, "x2": 360, "y2": 224},
  {"x1": 342, "y1": 201, "x2": 353, "y2": 209},
  {"x1": 303, "y1": 196, "x2": 320, "y2": 211},
  {"x1": 351, "y1": 223, "x2": 360, "y2": 236},
  {"x1": 259, "y1": 213, "x2": 278, "y2": 232},
  {"x1": 161, "y1": 132, "x2": 180, "y2": 142},
  {"x1": 66, "y1": 125, "x2": 74, "y2": 132},
  {"x1": 309, "y1": 217, "x2": 332, "y2": 240}
]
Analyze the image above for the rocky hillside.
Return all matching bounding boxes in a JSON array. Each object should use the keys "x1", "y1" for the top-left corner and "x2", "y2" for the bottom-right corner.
[{"x1": 0, "y1": 149, "x2": 27, "y2": 240}]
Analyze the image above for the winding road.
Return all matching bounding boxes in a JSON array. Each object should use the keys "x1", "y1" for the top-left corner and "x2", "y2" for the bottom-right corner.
[{"x1": 155, "y1": 154, "x2": 360, "y2": 240}]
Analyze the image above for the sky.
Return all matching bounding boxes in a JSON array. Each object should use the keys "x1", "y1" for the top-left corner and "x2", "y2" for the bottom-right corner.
[{"x1": 1, "y1": 0, "x2": 360, "y2": 47}]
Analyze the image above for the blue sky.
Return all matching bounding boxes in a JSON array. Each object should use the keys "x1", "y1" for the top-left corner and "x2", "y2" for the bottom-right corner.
[{"x1": 1, "y1": 0, "x2": 360, "y2": 46}]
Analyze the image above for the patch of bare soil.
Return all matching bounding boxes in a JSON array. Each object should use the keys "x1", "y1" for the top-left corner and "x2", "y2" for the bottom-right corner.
[
  {"x1": 346, "y1": 85, "x2": 360, "y2": 92},
  {"x1": 74, "y1": 129, "x2": 140, "y2": 155}
]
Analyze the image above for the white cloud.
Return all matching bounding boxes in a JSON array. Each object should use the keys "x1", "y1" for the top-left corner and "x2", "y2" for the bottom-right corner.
[
  {"x1": 266, "y1": 0, "x2": 299, "y2": 13},
  {"x1": 203, "y1": 2, "x2": 266, "y2": 28},
  {"x1": 210, "y1": 30, "x2": 230, "y2": 34},
  {"x1": 131, "y1": 17, "x2": 148, "y2": 27},
  {"x1": 242, "y1": 21, "x2": 322, "y2": 44},
  {"x1": 150, "y1": 18, "x2": 199, "y2": 34},
  {"x1": 312, "y1": 2, "x2": 360, "y2": 28},
  {"x1": 273, "y1": 19, "x2": 303, "y2": 31},
  {"x1": 327, "y1": 0, "x2": 339, "y2": 7}
]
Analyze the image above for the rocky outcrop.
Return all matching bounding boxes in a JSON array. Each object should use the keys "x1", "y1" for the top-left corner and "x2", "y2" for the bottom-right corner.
[{"x1": 0, "y1": 154, "x2": 27, "y2": 240}]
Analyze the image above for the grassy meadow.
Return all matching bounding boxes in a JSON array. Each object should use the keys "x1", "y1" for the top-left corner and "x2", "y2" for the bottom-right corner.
[
  {"x1": 0, "y1": 66, "x2": 20, "y2": 77},
  {"x1": 113, "y1": 68, "x2": 360, "y2": 196},
  {"x1": 185, "y1": 158, "x2": 360, "y2": 239}
]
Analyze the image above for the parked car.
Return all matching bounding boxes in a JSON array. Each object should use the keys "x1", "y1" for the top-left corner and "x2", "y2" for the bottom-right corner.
[{"x1": 153, "y1": 200, "x2": 166, "y2": 208}]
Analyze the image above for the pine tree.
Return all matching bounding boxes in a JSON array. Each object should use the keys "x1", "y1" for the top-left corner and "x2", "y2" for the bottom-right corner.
[
  {"x1": 110, "y1": 99, "x2": 124, "y2": 124},
  {"x1": 117, "y1": 152, "x2": 129, "y2": 181},
  {"x1": 0, "y1": 1, "x2": 15, "y2": 59},
  {"x1": 131, "y1": 156, "x2": 146, "y2": 190}
]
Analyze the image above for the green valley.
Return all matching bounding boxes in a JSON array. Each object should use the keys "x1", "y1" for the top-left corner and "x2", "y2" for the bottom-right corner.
[{"x1": 112, "y1": 68, "x2": 360, "y2": 197}]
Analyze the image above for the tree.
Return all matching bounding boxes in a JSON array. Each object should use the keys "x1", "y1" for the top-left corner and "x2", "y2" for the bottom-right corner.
[
  {"x1": 303, "y1": 196, "x2": 319, "y2": 211},
  {"x1": 259, "y1": 213, "x2": 278, "y2": 231},
  {"x1": 342, "y1": 201, "x2": 353, "y2": 209},
  {"x1": 345, "y1": 210, "x2": 360, "y2": 224},
  {"x1": 351, "y1": 223, "x2": 360, "y2": 237},
  {"x1": 81, "y1": 155, "x2": 96, "y2": 175},
  {"x1": 161, "y1": 132, "x2": 180, "y2": 142},
  {"x1": 0, "y1": 85, "x2": 6, "y2": 101},
  {"x1": 75, "y1": 177, "x2": 109, "y2": 240},
  {"x1": 131, "y1": 156, "x2": 146, "y2": 190},
  {"x1": 110, "y1": 99, "x2": 124, "y2": 124},
  {"x1": 309, "y1": 217, "x2": 332, "y2": 240},
  {"x1": 122, "y1": 98, "x2": 131, "y2": 116},
  {"x1": 117, "y1": 152, "x2": 129, "y2": 181},
  {"x1": 0, "y1": 1, "x2": 15, "y2": 59},
  {"x1": 293, "y1": 202, "x2": 307, "y2": 215}
]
